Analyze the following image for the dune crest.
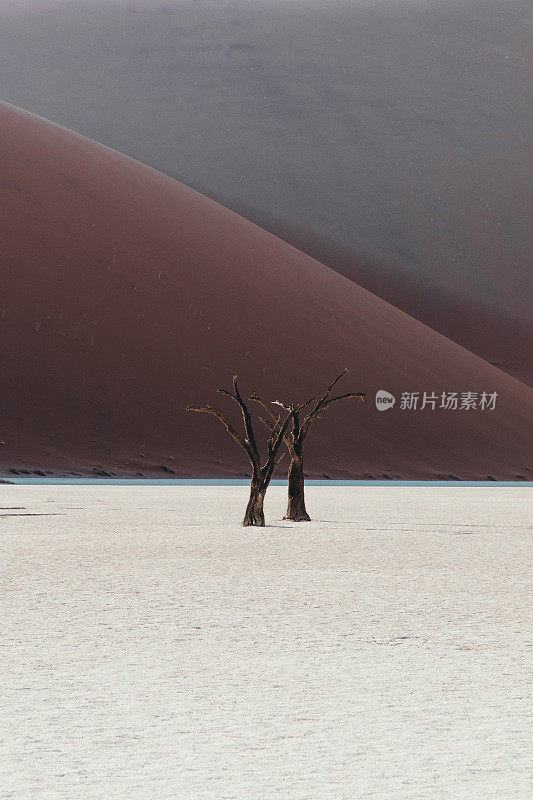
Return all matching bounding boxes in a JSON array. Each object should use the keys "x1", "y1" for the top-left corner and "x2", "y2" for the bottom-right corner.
[{"x1": 0, "y1": 0, "x2": 530, "y2": 383}]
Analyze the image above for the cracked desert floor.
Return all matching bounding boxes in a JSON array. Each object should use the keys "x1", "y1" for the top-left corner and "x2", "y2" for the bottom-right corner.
[{"x1": 1, "y1": 485, "x2": 531, "y2": 799}]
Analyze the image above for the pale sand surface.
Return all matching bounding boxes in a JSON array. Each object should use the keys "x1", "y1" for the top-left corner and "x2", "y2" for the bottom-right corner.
[{"x1": 1, "y1": 485, "x2": 531, "y2": 799}]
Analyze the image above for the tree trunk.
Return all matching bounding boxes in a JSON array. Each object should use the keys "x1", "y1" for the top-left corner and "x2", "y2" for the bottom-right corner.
[
  {"x1": 243, "y1": 483, "x2": 266, "y2": 526},
  {"x1": 284, "y1": 456, "x2": 311, "y2": 521}
]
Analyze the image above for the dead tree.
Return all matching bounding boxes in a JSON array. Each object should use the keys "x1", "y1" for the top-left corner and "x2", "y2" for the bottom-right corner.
[
  {"x1": 187, "y1": 376, "x2": 313, "y2": 527},
  {"x1": 252, "y1": 369, "x2": 365, "y2": 521}
]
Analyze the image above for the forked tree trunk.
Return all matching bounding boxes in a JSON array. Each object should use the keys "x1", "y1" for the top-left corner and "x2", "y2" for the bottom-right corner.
[
  {"x1": 284, "y1": 455, "x2": 311, "y2": 521},
  {"x1": 188, "y1": 375, "x2": 318, "y2": 527},
  {"x1": 250, "y1": 370, "x2": 365, "y2": 524},
  {"x1": 243, "y1": 482, "x2": 266, "y2": 527}
]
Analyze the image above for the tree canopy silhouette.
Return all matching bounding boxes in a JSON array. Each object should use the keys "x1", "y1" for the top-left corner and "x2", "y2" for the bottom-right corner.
[
  {"x1": 252, "y1": 369, "x2": 365, "y2": 521},
  {"x1": 187, "y1": 376, "x2": 314, "y2": 526}
]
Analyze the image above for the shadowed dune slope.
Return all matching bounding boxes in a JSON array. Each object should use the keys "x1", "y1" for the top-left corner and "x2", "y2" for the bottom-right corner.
[
  {"x1": 1, "y1": 102, "x2": 532, "y2": 479},
  {"x1": 0, "y1": 0, "x2": 531, "y2": 383}
]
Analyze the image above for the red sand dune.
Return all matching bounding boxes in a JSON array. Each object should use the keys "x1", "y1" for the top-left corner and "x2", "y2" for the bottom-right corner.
[
  {"x1": 1, "y1": 0, "x2": 530, "y2": 385},
  {"x1": 258, "y1": 222, "x2": 533, "y2": 388},
  {"x1": 1, "y1": 102, "x2": 532, "y2": 479}
]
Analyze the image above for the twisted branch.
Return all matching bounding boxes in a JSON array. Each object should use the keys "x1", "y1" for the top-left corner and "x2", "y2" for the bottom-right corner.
[{"x1": 300, "y1": 370, "x2": 365, "y2": 440}]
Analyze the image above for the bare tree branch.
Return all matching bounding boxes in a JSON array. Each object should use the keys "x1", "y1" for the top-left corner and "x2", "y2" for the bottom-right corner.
[
  {"x1": 257, "y1": 414, "x2": 275, "y2": 432},
  {"x1": 188, "y1": 377, "x2": 304, "y2": 525},
  {"x1": 252, "y1": 392, "x2": 316, "y2": 457},
  {"x1": 271, "y1": 400, "x2": 290, "y2": 410},
  {"x1": 188, "y1": 373, "x2": 364, "y2": 526},
  {"x1": 233, "y1": 376, "x2": 260, "y2": 456},
  {"x1": 262, "y1": 404, "x2": 298, "y2": 483},
  {"x1": 186, "y1": 404, "x2": 253, "y2": 459},
  {"x1": 250, "y1": 392, "x2": 279, "y2": 422},
  {"x1": 304, "y1": 392, "x2": 366, "y2": 426},
  {"x1": 305, "y1": 368, "x2": 347, "y2": 415},
  {"x1": 300, "y1": 369, "x2": 356, "y2": 440},
  {"x1": 213, "y1": 377, "x2": 262, "y2": 471}
]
